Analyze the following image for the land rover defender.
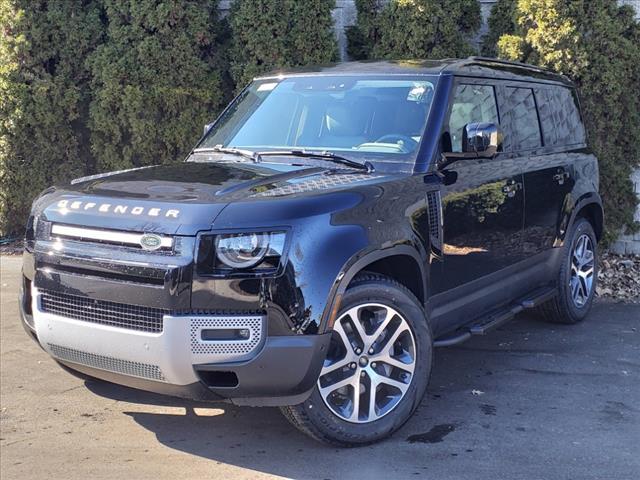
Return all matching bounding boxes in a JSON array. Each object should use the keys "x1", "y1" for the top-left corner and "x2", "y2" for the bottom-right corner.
[{"x1": 20, "y1": 58, "x2": 603, "y2": 446}]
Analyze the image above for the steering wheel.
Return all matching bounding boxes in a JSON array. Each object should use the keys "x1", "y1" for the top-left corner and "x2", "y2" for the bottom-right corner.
[{"x1": 374, "y1": 134, "x2": 418, "y2": 153}]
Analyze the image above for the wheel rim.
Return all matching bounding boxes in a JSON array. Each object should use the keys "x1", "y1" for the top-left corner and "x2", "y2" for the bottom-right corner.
[
  {"x1": 318, "y1": 303, "x2": 416, "y2": 424},
  {"x1": 570, "y1": 234, "x2": 595, "y2": 308}
]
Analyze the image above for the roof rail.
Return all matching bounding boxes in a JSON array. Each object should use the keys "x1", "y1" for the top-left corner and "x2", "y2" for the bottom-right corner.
[
  {"x1": 457, "y1": 56, "x2": 572, "y2": 84},
  {"x1": 464, "y1": 56, "x2": 552, "y2": 74}
]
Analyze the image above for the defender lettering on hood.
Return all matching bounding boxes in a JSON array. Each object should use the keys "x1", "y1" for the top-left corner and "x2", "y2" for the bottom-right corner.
[{"x1": 56, "y1": 199, "x2": 180, "y2": 219}]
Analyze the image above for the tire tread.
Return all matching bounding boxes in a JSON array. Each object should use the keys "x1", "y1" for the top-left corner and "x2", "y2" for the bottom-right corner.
[{"x1": 536, "y1": 217, "x2": 597, "y2": 324}]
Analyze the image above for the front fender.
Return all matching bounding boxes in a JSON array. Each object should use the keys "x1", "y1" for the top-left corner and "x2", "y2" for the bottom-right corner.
[
  {"x1": 318, "y1": 244, "x2": 427, "y2": 333},
  {"x1": 196, "y1": 177, "x2": 432, "y2": 336}
]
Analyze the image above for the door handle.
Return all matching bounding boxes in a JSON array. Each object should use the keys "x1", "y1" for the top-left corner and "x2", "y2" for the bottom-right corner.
[
  {"x1": 553, "y1": 170, "x2": 571, "y2": 185},
  {"x1": 502, "y1": 181, "x2": 522, "y2": 197}
]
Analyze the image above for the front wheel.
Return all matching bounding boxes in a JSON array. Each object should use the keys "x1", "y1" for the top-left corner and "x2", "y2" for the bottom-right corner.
[
  {"x1": 537, "y1": 217, "x2": 598, "y2": 324},
  {"x1": 281, "y1": 274, "x2": 432, "y2": 446}
]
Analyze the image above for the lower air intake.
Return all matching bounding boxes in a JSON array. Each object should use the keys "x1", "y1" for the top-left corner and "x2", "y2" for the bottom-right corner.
[{"x1": 48, "y1": 344, "x2": 165, "y2": 382}]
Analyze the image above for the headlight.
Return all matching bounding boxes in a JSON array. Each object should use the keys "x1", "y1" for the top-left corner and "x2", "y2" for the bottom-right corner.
[
  {"x1": 199, "y1": 231, "x2": 287, "y2": 275},
  {"x1": 216, "y1": 232, "x2": 271, "y2": 269}
]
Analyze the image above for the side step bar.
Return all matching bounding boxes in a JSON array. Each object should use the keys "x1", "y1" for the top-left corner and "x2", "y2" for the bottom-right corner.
[{"x1": 433, "y1": 286, "x2": 557, "y2": 348}]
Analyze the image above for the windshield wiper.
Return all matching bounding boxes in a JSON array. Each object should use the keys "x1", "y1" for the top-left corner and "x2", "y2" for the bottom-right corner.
[
  {"x1": 192, "y1": 146, "x2": 261, "y2": 163},
  {"x1": 257, "y1": 149, "x2": 374, "y2": 172}
]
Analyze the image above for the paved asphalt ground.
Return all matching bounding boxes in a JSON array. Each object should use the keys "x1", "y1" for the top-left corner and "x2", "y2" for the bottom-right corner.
[{"x1": 1, "y1": 255, "x2": 639, "y2": 480}]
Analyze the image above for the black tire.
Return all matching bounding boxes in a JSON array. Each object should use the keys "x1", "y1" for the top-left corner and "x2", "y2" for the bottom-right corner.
[
  {"x1": 280, "y1": 273, "x2": 433, "y2": 447},
  {"x1": 537, "y1": 217, "x2": 598, "y2": 324}
]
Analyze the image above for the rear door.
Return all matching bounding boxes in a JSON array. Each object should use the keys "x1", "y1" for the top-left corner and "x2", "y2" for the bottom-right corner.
[{"x1": 518, "y1": 86, "x2": 584, "y2": 255}]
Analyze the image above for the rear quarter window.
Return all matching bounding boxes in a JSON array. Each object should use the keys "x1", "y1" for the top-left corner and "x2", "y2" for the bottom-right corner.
[{"x1": 535, "y1": 87, "x2": 586, "y2": 147}]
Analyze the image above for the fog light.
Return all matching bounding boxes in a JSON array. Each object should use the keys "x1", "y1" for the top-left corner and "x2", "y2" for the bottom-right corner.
[{"x1": 201, "y1": 328, "x2": 251, "y2": 341}]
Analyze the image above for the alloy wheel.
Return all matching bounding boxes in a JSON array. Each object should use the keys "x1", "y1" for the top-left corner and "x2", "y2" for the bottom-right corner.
[
  {"x1": 570, "y1": 234, "x2": 595, "y2": 308},
  {"x1": 318, "y1": 303, "x2": 416, "y2": 423}
]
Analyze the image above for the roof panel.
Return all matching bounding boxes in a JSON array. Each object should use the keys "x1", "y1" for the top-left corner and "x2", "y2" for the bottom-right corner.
[{"x1": 255, "y1": 57, "x2": 572, "y2": 87}]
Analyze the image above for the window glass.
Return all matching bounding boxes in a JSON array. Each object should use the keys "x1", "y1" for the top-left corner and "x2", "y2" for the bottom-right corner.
[
  {"x1": 198, "y1": 76, "x2": 436, "y2": 165},
  {"x1": 447, "y1": 84, "x2": 499, "y2": 152},
  {"x1": 534, "y1": 88, "x2": 557, "y2": 146},
  {"x1": 502, "y1": 87, "x2": 542, "y2": 150},
  {"x1": 535, "y1": 87, "x2": 585, "y2": 147}
]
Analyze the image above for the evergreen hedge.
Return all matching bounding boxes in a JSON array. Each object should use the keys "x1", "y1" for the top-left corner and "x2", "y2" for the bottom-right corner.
[
  {"x1": 347, "y1": 0, "x2": 481, "y2": 60},
  {"x1": 3, "y1": 0, "x2": 638, "y2": 244},
  {"x1": 0, "y1": 0, "x2": 103, "y2": 236},
  {"x1": 480, "y1": 0, "x2": 516, "y2": 57},
  {"x1": 229, "y1": 0, "x2": 338, "y2": 90},
  {"x1": 88, "y1": 0, "x2": 227, "y2": 172},
  {"x1": 346, "y1": 0, "x2": 385, "y2": 60},
  {"x1": 485, "y1": 0, "x2": 640, "y2": 242}
]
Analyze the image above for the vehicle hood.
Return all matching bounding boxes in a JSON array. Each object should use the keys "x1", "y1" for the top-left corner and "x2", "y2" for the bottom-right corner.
[{"x1": 34, "y1": 160, "x2": 379, "y2": 235}]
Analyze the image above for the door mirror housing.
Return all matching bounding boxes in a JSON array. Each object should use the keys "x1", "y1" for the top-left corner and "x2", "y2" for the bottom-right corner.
[
  {"x1": 439, "y1": 122, "x2": 503, "y2": 169},
  {"x1": 462, "y1": 122, "x2": 502, "y2": 158}
]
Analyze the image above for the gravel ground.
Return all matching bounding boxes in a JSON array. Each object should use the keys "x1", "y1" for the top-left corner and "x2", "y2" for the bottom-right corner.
[
  {"x1": 597, "y1": 253, "x2": 640, "y2": 303},
  {"x1": 1, "y1": 255, "x2": 640, "y2": 480}
]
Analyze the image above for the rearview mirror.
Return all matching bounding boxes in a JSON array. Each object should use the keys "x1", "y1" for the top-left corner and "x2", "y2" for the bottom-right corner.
[
  {"x1": 462, "y1": 122, "x2": 502, "y2": 158},
  {"x1": 203, "y1": 123, "x2": 213, "y2": 136}
]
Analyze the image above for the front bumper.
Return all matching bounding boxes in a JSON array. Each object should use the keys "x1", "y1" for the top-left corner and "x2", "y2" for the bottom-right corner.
[{"x1": 23, "y1": 285, "x2": 330, "y2": 406}]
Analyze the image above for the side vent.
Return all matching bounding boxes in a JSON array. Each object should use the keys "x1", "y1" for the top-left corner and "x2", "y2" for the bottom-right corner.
[{"x1": 426, "y1": 191, "x2": 443, "y2": 255}]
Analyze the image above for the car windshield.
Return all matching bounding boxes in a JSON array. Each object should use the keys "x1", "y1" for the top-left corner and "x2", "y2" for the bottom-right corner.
[{"x1": 197, "y1": 75, "x2": 437, "y2": 166}]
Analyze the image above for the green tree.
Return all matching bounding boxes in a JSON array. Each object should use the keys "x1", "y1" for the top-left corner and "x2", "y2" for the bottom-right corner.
[
  {"x1": 229, "y1": 0, "x2": 338, "y2": 90},
  {"x1": 487, "y1": 0, "x2": 640, "y2": 242},
  {"x1": 346, "y1": 0, "x2": 385, "y2": 60},
  {"x1": 348, "y1": 0, "x2": 481, "y2": 60},
  {"x1": 481, "y1": 0, "x2": 517, "y2": 57},
  {"x1": 88, "y1": 0, "x2": 227, "y2": 172},
  {"x1": 0, "y1": 0, "x2": 103, "y2": 237}
]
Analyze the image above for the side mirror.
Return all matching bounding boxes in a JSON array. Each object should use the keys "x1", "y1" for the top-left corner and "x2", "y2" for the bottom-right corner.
[
  {"x1": 462, "y1": 122, "x2": 502, "y2": 158},
  {"x1": 203, "y1": 123, "x2": 213, "y2": 136}
]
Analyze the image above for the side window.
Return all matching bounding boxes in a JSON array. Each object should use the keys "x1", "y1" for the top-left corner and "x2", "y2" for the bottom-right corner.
[
  {"x1": 536, "y1": 87, "x2": 585, "y2": 147},
  {"x1": 534, "y1": 88, "x2": 558, "y2": 146},
  {"x1": 502, "y1": 87, "x2": 542, "y2": 151},
  {"x1": 447, "y1": 84, "x2": 499, "y2": 152}
]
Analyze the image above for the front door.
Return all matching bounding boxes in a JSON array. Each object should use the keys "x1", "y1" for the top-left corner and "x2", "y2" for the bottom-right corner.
[{"x1": 432, "y1": 82, "x2": 525, "y2": 296}]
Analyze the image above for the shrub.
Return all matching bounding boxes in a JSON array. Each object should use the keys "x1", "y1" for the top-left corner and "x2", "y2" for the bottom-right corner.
[
  {"x1": 88, "y1": 0, "x2": 227, "y2": 172},
  {"x1": 487, "y1": 0, "x2": 640, "y2": 243},
  {"x1": 0, "y1": 0, "x2": 103, "y2": 237},
  {"x1": 348, "y1": 0, "x2": 481, "y2": 60},
  {"x1": 346, "y1": 0, "x2": 385, "y2": 60},
  {"x1": 229, "y1": 0, "x2": 338, "y2": 90},
  {"x1": 481, "y1": 0, "x2": 517, "y2": 57}
]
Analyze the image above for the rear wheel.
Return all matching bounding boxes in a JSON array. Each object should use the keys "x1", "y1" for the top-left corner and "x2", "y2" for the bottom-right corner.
[
  {"x1": 281, "y1": 274, "x2": 432, "y2": 446},
  {"x1": 537, "y1": 217, "x2": 598, "y2": 324}
]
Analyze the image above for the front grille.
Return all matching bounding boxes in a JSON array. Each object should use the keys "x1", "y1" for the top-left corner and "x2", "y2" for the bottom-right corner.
[
  {"x1": 40, "y1": 290, "x2": 166, "y2": 333},
  {"x1": 48, "y1": 344, "x2": 165, "y2": 381}
]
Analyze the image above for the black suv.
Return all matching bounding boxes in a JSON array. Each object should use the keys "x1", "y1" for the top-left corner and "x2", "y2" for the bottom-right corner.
[{"x1": 20, "y1": 58, "x2": 602, "y2": 446}]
